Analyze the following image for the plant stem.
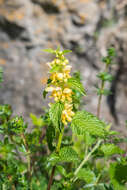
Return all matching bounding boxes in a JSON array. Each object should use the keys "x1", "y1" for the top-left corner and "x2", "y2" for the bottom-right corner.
[
  {"x1": 47, "y1": 127, "x2": 64, "y2": 190},
  {"x1": 21, "y1": 133, "x2": 32, "y2": 189},
  {"x1": 97, "y1": 64, "x2": 108, "y2": 118},
  {"x1": 97, "y1": 80, "x2": 104, "y2": 118},
  {"x1": 73, "y1": 139, "x2": 102, "y2": 179}
]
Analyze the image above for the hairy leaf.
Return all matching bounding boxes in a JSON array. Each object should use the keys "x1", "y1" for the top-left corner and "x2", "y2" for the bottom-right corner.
[
  {"x1": 71, "y1": 111, "x2": 106, "y2": 137},
  {"x1": 59, "y1": 147, "x2": 79, "y2": 162},
  {"x1": 68, "y1": 77, "x2": 86, "y2": 96},
  {"x1": 77, "y1": 168, "x2": 96, "y2": 184},
  {"x1": 100, "y1": 144, "x2": 125, "y2": 157},
  {"x1": 49, "y1": 102, "x2": 64, "y2": 130}
]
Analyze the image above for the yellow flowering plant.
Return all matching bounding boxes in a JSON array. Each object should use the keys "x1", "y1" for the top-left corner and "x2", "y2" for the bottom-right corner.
[
  {"x1": 0, "y1": 47, "x2": 127, "y2": 190},
  {"x1": 42, "y1": 47, "x2": 126, "y2": 190},
  {"x1": 44, "y1": 49, "x2": 75, "y2": 125}
]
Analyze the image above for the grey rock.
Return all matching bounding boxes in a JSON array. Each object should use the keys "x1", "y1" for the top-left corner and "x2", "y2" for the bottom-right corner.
[{"x1": 0, "y1": 0, "x2": 126, "y2": 134}]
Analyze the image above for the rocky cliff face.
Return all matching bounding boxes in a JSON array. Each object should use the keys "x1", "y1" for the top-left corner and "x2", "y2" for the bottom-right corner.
[{"x1": 0, "y1": 0, "x2": 127, "y2": 133}]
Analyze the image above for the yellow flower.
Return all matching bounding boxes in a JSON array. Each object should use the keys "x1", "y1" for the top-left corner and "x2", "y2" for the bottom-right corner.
[
  {"x1": 45, "y1": 86, "x2": 55, "y2": 92},
  {"x1": 61, "y1": 103, "x2": 75, "y2": 125},
  {"x1": 44, "y1": 50, "x2": 75, "y2": 125}
]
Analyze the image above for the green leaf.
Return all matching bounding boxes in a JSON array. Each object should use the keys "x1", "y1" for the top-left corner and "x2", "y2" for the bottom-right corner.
[
  {"x1": 62, "y1": 50, "x2": 72, "y2": 54},
  {"x1": 58, "y1": 147, "x2": 79, "y2": 162},
  {"x1": 46, "y1": 124, "x2": 55, "y2": 151},
  {"x1": 84, "y1": 132, "x2": 96, "y2": 146},
  {"x1": 100, "y1": 144, "x2": 125, "y2": 157},
  {"x1": 0, "y1": 104, "x2": 12, "y2": 121},
  {"x1": 30, "y1": 113, "x2": 44, "y2": 127},
  {"x1": 43, "y1": 48, "x2": 56, "y2": 54},
  {"x1": 7, "y1": 116, "x2": 27, "y2": 134},
  {"x1": 48, "y1": 152, "x2": 60, "y2": 165},
  {"x1": 77, "y1": 168, "x2": 96, "y2": 184},
  {"x1": 50, "y1": 64, "x2": 62, "y2": 73},
  {"x1": 71, "y1": 111, "x2": 106, "y2": 137},
  {"x1": 108, "y1": 47, "x2": 116, "y2": 57},
  {"x1": 102, "y1": 57, "x2": 111, "y2": 65},
  {"x1": 97, "y1": 72, "x2": 114, "y2": 82},
  {"x1": 47, "y1": 78, "x2": 52, "y2": 84},
  {"x1": 110, "y1": 162, "x2": 127, "y2": 190},
  {"x1": 56, "y1": 165, "x2": 67, "y2": 177},
  {"x1": 68, "y1": 77, "x2": 86, "y2": 96},
  {"x1": 43, "y1": 90, "x2": 48, "y2": 99},
  {"x1": 49, "y1": 102, "x2": 64, "y2": 130}
]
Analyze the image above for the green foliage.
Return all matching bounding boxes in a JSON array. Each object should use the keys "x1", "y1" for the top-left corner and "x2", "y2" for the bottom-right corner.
[
  {"x1": 71, "y1": 110, "x2": 106, "y2": 137},
  {"x1": 96, "y1": 47, "x2": 116, "y2": 98},
  {"x1": 68, "y1": 77, "x2": 86, "y2": 96},
  {"x1": 77, "y1": 168, "x2": 96, "y2": 184},
  {"x1": 100, "y1": 144, "x2": 125, "y2": 157},
  {"x1": 58, "y1": 147, "x2": 79, "y2": 162},
  {"x1": 109, "y1": 162, "x2": 127, "y2": 190},
  {"x1": 7, "y1": 116, "x2": 27, "y2": 134},
  {"x1": 48, "y1": 147, "x2": 78, "y2": 164},
  {"x1": 43, "y1": 47, "x2": 72, "y2": 56},
  {"x1": 30, "y1": 113, "x2": 44, "y2": 127},
  {"x1": 49, "y1": 102, "x2": 64, "y2": 131},
  {"x1": 97, "y1": 88, "x2": 112, "y2": 96},
  {"x1": 50, "y1": 64, "x2": 62, "y2": 73},
  {"x1": 0, "y1": 104, "x2": 12, "y2": 122},
  {"x1": 97, "y1": 72, "x2": 114, "y2": 82},
  {"x1": 102, "y1": 47, "x2": 116, "y2": 65},
  {"x1": 0, "y1": 47, "x2": 127, "y2": 190},
  {"x1": 46, "y1": 124, "x2": 55, "y2": 151}
]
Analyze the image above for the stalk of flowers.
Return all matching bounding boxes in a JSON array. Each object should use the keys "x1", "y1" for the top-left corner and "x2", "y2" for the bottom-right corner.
[{"x1": 45, "y1": 53, "x2": 75, "y2": 125}]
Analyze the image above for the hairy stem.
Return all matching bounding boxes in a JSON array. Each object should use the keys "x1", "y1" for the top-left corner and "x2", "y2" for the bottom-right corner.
[{"x1": 47, "y1": 127, "x2": 64, "y2": 190}]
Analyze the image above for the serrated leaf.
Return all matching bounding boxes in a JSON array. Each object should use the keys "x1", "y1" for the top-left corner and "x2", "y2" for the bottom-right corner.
[
  {"x1": 49, "y1": 102, "x2": 64, "y2": 130},
  {"x1": 77, "y1": 168, "x2": 96, "y2": 184},
  {"x1": 59, "y1": 147, "x2": 79, "y2": 162},
  {"x1": 48, "y1": 152, "x2": 60, "y2": 165},
  {"x1": 71, "y1": 111, "x2": 106, "y2": 137},
  {"x1": 100, "y1": 144, "x2": 124, "y2": 157},
  {"x1": 110, "y1": 162, "x2": 127, "y2": 190},
  {"x1": 68, "y1": 77, "x2": 86, "y2": 95}
]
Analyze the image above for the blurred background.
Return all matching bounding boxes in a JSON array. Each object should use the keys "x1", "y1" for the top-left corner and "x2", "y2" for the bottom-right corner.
[{"x1": 0, "y1": 0, "x2": 127, "y2": 134}]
